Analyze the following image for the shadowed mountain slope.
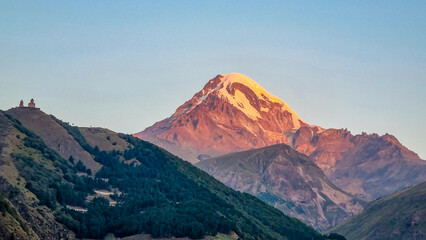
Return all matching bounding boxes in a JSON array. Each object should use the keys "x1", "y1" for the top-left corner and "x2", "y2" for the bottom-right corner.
[
  {"x1": 197, "y1": 144, "x2": 367, "y2": 230},
  {"x1": 328, "y1": 181, "x2": 426, "y2": 240}
]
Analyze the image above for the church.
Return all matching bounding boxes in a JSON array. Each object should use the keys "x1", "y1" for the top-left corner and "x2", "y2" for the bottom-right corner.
[{"x1": 18, "y1": 99, "x2": 39, "y2": 109}]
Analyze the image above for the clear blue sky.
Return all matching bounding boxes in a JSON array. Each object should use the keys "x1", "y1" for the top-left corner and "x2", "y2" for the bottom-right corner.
[{"x1": 1, "y1": 1, "x2": 425, "y2": 158}]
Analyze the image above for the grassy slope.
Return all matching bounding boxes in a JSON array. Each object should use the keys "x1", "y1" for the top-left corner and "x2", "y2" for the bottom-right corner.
[
  {"x1": 79, "y1": 127, "x2": 130, "y2": 152},
  {"x1": 0, "y1": 112, "x2": 35, "y2": 239},
  {"x1": 0, "y1": 194, "x2": 37, "y2": 240},
  {"x1": 328, "y1": 182, "x2": 426, "y2": 240},
  {"x1": 0, "y1": 111, "x2": 76, "y2": 239},
  {"x1": 6, "y1": 108, "x2": 101, "y2": 173}
]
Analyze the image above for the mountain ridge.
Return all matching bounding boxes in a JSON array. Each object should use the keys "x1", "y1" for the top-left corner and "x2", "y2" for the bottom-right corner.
[{"x1": 292, "y1": 126, "x2": 426, "y2": 199}]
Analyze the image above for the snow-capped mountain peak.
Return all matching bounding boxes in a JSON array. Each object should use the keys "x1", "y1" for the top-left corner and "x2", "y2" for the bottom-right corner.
[
  {"x1": 179, "y1": 73, "x2": 303, "y2": 127},
  {"x1": 138, "y1": 73, "x2": 307, "y2": 162}
]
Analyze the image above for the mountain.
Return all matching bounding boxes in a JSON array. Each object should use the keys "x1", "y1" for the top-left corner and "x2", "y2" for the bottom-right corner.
[
  {"x1": 292, "y1": 127, "x2": 426, "y2": 200},
  {"x1": 328, "y1": 181, "x2": 426, "y2": 240},
  {"x1": 0, "y1": 107, "x2": 337, "y2": 240},
  {"x1": 196, "y1": 144, "x2": 366, "y2": 230},
  {"x1": 136, "y1": 73, "x2": 426, "y2": 199},
  {"x1": 136, "y1": 73, "x2": 308, "y2": 164}
]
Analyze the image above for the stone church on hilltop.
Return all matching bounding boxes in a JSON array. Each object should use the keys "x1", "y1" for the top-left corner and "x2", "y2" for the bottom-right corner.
[{"x1": 19, "y1": 99, "x2": 39, "y2": 109}]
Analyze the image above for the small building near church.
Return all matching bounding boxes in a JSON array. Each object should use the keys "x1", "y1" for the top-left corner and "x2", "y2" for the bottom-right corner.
[
  {"x1": 16, "y1": 99, "x2": 40, "y2": 110},
  {"x1": 28, "y1": 98, "x2": 36, "y2": 108}
]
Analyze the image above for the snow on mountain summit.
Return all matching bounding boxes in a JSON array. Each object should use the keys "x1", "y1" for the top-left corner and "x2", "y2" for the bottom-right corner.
[
  {"x1": 179, "y1": 73, "x2": 303, "y2": 128},
  {"x1": 219, "y1": 72, "x2": 282, "y2": 103}
]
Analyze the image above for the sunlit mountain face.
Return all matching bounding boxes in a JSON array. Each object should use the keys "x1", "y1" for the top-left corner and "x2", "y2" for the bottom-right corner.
[{"x1": 136, "y1": 73, "x2": 309, "y2": 164}]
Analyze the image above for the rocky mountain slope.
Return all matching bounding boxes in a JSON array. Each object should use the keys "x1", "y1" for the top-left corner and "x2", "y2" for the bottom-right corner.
[
  {"x1": 292, "y1": 127, "x2": 426, "y2": 199},
  {"x1": 197, "y1": 144, "x2": 366, "y2": 230},
  {"x1": 328, "y1": 181, "x2": 426, "y2": 240},
  {"x1": 136, "y1": 73, "x2": 426, "y2": 200},
  {"x1": 0, "y1": 108, "x2": 334, "y2": 240}
]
